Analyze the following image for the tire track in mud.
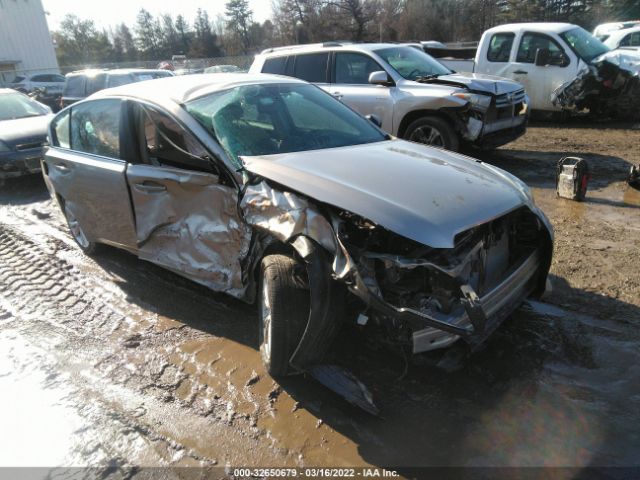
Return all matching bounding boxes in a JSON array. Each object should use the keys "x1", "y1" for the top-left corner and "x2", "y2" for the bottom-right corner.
[
  {"x1": 0, "y1": 221, "x2": 301, "y2": 467},
  {"x1": 0, "y1": 293, "x2": 222, "y2": 472}
]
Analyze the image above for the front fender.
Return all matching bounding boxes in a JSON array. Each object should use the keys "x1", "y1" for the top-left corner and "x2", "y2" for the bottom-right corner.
[{"x1": 288, "y1": 236, "x2": 345, "y2": 369}]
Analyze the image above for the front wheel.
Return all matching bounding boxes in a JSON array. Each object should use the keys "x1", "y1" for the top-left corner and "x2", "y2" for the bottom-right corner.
[
  {"x1": 258, "y1": 254, "x2": 310, "y2": 377},
  {"x1": 63, "y1": 204, "x2": 98, "y2": 255},
  {"x1": 403, "y1": 116, "x2": 460, "y2": 152}
]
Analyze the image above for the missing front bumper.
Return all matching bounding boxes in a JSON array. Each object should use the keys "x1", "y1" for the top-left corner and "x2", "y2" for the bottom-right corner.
[
  {"x1": 412, "y1": 248, "x2": 541, "y2": 352},
  {"x1": 0, "y1": 152, "x2": 43, "y2": 179},
  {"x1": 351, "y1": 248, "x2": 541, "y2": 354}
]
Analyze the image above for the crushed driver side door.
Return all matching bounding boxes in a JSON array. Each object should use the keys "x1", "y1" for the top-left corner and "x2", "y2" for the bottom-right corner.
[{"x1": 124, "y1": 101, "x2": 251, "y2": 299}]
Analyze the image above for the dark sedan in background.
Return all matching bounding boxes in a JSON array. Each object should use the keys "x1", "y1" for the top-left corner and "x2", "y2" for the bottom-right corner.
[{"x1": 0, "y1": 88, "x2": 52, "y2": 183}]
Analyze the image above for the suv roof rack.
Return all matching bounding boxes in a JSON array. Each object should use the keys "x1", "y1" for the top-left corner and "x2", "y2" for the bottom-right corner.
[{"x1": 260, "y1": 41, "x2": 353, "y2": 54}]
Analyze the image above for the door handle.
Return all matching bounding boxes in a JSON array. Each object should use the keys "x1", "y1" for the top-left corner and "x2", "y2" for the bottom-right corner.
[
  {"x1": 332, "y1": 92, "x2": 343, "y2": 99},
  {"x1": 53, "y1": 162, "x2": 70, "y2": 173},
  {"x1": 513, "y1": 70, "x2": 528, "y2": 75},
  {"x1": 134, "y1": 181, "x2": 167, "y2": 193}
]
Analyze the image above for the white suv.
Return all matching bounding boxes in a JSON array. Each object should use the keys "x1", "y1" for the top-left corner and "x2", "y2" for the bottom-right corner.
[
  {"x1": 10, "y1": 73, "x2": 66, "y2": 95},
  {"x1": 250, "y1": 43, "x2": 529, "y2": 151}
]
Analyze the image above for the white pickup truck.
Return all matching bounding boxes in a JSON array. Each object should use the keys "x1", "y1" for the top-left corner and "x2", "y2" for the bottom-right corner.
[{"x1": 435, "y1": 23, "x2": 640, "y2": 116}]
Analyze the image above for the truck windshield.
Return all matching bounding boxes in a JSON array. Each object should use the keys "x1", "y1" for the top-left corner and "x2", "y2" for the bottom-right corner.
[
  {"x1": 560, "y1": 27, "x2": 610, "y2": 63},
  {"x1": 374, "y1": 47, "x2": 452, "y2": 81},
  {"x1": 185, "y1": 83, "x2": 386, "y2": 167}
]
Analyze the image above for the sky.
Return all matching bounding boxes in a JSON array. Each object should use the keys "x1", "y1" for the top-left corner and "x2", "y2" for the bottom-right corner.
[{"x1": 41, "y1": 0, "x2": 273, "y2": 32}]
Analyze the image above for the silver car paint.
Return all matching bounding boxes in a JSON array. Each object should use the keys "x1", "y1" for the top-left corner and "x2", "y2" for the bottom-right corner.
[
  {"x1": 46, "y1": 148, "x2": 138, "y2": 249},
  {"x1": 242, "y1": 139, "x2": 534, "y2": 249},
  {"x1": 250, "y1": 45, "x2": 525, "y2": 139},
  {"x1": 126, "y1": 164, "x2": 251, "y2": 297},
  {"x1": 240, "y1": 180, "x2": 337, "y2": 254},
  {"x1": 44, "y1": 76, "x2": 551, "y2": 356}
]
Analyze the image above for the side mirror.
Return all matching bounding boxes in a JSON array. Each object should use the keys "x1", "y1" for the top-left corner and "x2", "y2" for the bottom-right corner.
[
  {"x1": 550, "y1": 52, "x2": 570, "y2": 67},
  {"x1": 534, "y1": 48, "x2": 551, "y2": 66},
  {"x1": 365, "y1": 114, "x2": 382, "y2": 127},
  {"x1": 368, "y1": 70, "x2": 392, "y2": 86}
]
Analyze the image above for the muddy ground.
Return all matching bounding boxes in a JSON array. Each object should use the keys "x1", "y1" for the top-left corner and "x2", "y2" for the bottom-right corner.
[{"x1": 0, "y1": 120, "x2": 639, "y2": 477}]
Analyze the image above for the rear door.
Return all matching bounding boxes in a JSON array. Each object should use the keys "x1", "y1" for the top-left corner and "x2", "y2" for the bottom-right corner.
[
  {"x1": 124, "y1": 101, "x2": 250, "y2": 294},
  {"x1": 329, "y1": 51, "x2": 395, "y2": 132},
  {"x1": 44, "y1": 98, "x2": 138, "y2": 249}
]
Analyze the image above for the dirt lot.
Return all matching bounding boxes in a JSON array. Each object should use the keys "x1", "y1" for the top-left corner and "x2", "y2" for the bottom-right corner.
[{"x1": 0, "y1": 120, "x2": 639, "y2": 476}]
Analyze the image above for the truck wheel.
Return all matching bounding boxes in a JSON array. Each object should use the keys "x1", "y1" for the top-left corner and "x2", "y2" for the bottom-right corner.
[
  {"x1": 259, "y1": 254, "x2": 310, "y2": 377},
  {"x1": 63, "y1": 204, "x2": 98, "y2": 255},
  {"x1": 404, "y1": 116, "x2": 460, "y2": 151}
]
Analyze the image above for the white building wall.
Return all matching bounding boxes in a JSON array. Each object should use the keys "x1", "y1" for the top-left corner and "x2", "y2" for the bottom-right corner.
[{"x1": 0, "y1": 0, "x2": 59, "y2": 83}]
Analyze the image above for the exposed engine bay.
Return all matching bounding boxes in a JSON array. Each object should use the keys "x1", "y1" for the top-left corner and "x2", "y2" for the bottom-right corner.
[
  {"x1": 552, "y1": 50, "x2": 640, "y2": 119},
  {"x1": 334, "y1": 207, "x2": 550, "y2": 353},
  {"x1": 241, "y1": 178, "x2": 552, "y2": 361}
]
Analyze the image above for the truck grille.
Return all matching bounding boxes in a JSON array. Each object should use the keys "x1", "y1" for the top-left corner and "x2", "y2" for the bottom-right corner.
[
  {"x1": 495, "y1": 89, "x2": 526, "y2": 108},
  {"x1": 490, "y1": 88, "x2": 526, "y2": 121}
]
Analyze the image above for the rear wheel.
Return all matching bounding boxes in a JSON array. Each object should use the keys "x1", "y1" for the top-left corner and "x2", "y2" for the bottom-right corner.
[
  {"x1": 63, "y1": 204, "x2": 98, "y2": 255},
  {"x1": 259, "y1": 254, "x2": 310, "y2": 377},
  {"x1": 403, "y1": 116, "x2": 460, "y2": 151}
]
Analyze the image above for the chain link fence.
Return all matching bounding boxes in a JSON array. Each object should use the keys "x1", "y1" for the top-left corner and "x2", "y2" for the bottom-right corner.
[{"x1": 0, "y1": 55, "x2": 254, "y2": 87}]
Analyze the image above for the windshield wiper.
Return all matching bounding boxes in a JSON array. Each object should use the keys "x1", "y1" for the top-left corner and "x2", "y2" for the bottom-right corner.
[{"x1": 414, "y1": 74, "x2": 442, "y2": 82}]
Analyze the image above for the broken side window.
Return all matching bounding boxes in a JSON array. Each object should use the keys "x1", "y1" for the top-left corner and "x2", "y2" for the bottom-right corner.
[
  {"x1": 52, "y1": 110, "x2": 70, "y2": 149},
  {"x1": 69, "y1": 99, "x2": 121, "y2": 158},
  {"x1": 134, "y1": 104, "x2": 211, "y2": 173}
]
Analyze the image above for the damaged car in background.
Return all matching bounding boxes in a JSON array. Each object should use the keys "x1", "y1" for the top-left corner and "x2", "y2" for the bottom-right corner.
[
  {"x1": 250, "y1": 43, "x2": 529, "y2": 152},
  {"x1": 42, "y1": 74, "x2": 553, "y2": 412},
  {"x1": 1, "y1": 88, "x2": 53, "y2": 184},
  {"x1": 450, "y1": 23, "x2": 640, "y2": 119}
]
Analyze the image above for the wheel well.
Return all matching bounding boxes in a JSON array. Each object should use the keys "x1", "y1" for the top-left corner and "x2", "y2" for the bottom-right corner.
[
  {"x1": 250, "y1": 240, "x2": 297, "y2": 294},
  {"x1": 397, "y1": 109, "x2": 458, "y2": 138}
]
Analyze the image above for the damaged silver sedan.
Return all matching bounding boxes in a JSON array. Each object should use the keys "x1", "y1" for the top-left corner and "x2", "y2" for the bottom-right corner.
[{"x1": 43, "y1": 74, "x2": 553, "y2": 381}]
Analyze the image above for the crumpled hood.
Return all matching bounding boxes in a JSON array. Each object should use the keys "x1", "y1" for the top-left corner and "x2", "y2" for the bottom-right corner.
[
  {"x1": 418, "y1": 72, "x2": 524, "y2": 96},
  {"x1": 594, "y1": 49, "x2": 640, "y2": 73},
  {"x1": 0, "y1": 114, "x2": 52, "y2": 147},
  {"x1": 242, "y1": 140, "x2": 532, "y2": 249}
]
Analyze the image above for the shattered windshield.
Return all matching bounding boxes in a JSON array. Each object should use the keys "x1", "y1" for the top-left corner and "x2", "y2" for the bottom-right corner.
[
  {"x1": 0, "y1": 92, "x2": 49, "y2": 121},
  {"x1": 560, "y1": 27, "x2": 610, "y2": 63},
  {"x1": 375, "y1": 46, "x2": 451, "y2": 81},
  {"x1": 185, "y1": 83, "x2": 386, "y2": 167}
]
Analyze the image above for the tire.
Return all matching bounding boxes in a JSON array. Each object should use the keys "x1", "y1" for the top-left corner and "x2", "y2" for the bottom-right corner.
[
  {"x1": 63, "y1": 204, "x2": 98, "y2": 255},
  {"x1": 258, "y1": 254, "x2": 310, "y2": 377},
  {"x1": 403, "y1": 116, "x2": 460, "y2": 152}
]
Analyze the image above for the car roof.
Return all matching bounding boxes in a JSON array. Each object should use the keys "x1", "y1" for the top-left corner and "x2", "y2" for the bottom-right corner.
[
  {"x1": 91, "y1": 72, "x2": 306, "y2": 105},
  {"x1": 484, "y1": 22, "x2": 576, "y2": 35},
  {"x1": 67, "y1": 68, "x2": 170, "y2": 77},
  {"x1": 607, "y1": 25, "x2": 640, "y2": 41},
  {"x1": 0, "y1": 88, "x2": 19, "y2": 95},
  {"x1": 259, "y1": 42, "x2": 414, "y2": 56}
]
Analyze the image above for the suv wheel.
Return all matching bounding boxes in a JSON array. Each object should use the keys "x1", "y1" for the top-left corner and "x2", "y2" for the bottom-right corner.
[
  {"x1": 258, "y1": 254, "x2": 310, "y2": 377},
  {"x1": 404, "y1": 116, "x2": 460, "y2": 151},
  {"x1": 64, "y1": 204, "x2": 97, "y2": 255}
]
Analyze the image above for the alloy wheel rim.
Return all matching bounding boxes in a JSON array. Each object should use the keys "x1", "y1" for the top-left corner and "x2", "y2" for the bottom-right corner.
[
  {"x1": 410, "y1": 125, "x2": 445, "y2": 147},
  {"x1": 65, "y1": 207, "x2": 90, "y2": 249}
]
